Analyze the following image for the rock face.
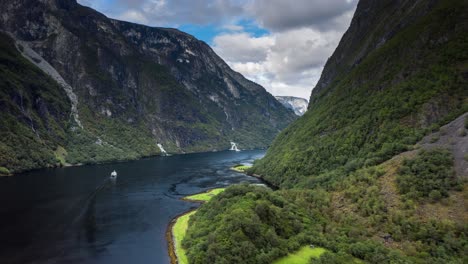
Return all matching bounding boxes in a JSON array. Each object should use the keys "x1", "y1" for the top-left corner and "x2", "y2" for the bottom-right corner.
[
  {"x1": 309, "y1": 0, "x2": 441, "y2": 105},
  {"x1": 275, "y1": 96, "x2": 308, "y2": 116},
  {"x1": 252, "y1": 0, "x2": 468, "y2": 188},
  {"x1": 0, "y1": 0, "x2": 295, "y2": 172}
]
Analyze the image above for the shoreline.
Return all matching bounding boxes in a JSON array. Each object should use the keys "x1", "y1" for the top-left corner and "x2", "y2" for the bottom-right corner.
[
  {"x1": 230, "y1": 164, "x2": 279, "y2": 190},
  {"x1": 247, "y1": 173, "x2": 279, "y2": 190},
  {"x1": 166, "y1": 209, "x2": 198, "y2": 264},
  {"x1": 166, "y1": 188, "x2": 227, "y2": 264},
  {"x1": 180, "y1": 188, "x2": 222, "y2": 203},
  {"x1": 230, "y1": 165, "x2": 279, "y2": 190},
  {"x1": 5, "y1": 149, "x2": 266, "y2": 177}
]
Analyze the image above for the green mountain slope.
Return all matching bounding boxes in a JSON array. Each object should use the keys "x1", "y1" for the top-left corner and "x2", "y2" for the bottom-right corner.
[
  {"x1": 184, "y1": 0, "x2": 468, "y2": 263},
  {"x1": 251, "y1": 0, "x2": 468, "y2": 188},
  {"x1": 0, "y1": 33, "x2": 71, "y2": 174}
]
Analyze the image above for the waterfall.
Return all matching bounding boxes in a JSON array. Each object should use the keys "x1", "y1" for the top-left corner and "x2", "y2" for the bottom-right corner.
[
  {"x1": 230, "y1": 142, "x2": 240, "y2": 152},
  {"x1": 157, "y1": 143, "x2": 168, "y2": 155}
]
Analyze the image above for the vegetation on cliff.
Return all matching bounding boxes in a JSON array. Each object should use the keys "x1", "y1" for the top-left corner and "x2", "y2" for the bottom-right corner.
[
  {"x1": 0, "y1": 33, "x2": 71, "y2": 172},
  {"x1": 396, "y1": 149, "x2": 461, "y2": 202},
  {"x1": 251, "y1": 0, "x2": 468, "y2": 188}
]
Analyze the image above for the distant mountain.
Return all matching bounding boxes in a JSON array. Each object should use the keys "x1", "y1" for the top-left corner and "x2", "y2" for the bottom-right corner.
[
  {"x1": 275, "y1": 96, "x2": 308, "y2": 116},
  {"x1": 0, "y1": 0, "x2": 296, "y2": 173}
]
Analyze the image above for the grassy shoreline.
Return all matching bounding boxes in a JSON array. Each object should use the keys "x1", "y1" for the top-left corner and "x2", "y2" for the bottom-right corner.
[
  {"x1": 230, "y1": 164, "x2": 251, "y2": 173},
  {"x1": 182, "y1": 188, "x2": 225, "y2": 203},
  {"x1": 167, "y1": 188, "x2": 226, "y2": 264},
  {"x1": 166, "y1": 209, "x2": 196, "y2": 264}
]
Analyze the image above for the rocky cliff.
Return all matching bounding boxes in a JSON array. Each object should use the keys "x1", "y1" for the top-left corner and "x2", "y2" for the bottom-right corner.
[
  {"x1": 0, "y1": 0, "x2": 295, "y2": 173},
  {"x1": 275, "y1": 96, "x2": 308, "y2": 116}
]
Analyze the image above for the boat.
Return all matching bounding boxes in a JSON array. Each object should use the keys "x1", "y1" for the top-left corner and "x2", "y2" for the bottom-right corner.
[{"x1": 110, "y1": 170, "x2": 117, "y2": 179}]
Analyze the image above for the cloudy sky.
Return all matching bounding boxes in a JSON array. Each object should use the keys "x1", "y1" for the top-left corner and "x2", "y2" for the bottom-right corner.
[{"x1": 78, "y1": 0, "x2": 358, "y2": 99}]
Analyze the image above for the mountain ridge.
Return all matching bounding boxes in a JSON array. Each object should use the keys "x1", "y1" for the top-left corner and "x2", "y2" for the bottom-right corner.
[{"x1": 0, "y1": 0, "x2": 296, "y2": 173}]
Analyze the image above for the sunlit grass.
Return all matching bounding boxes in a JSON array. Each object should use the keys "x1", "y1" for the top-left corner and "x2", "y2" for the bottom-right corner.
[
  {"x1": 173, "y1": 211, "x2": 196, "y2": 264},
  {"x1": 231, "y1": 164, "x2": 252, "y2": 172},
  {"x1": 273, "y1": 246, "x2": 326, "y2": 264},
  {"x1": 173, "y1": 188, "x2": 226, "y2": 263},
  {"x1": 184, "y1": 188, "x2": 225, "y2": 202}
]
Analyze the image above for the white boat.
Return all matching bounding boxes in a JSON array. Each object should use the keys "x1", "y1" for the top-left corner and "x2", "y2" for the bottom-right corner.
[{"x1": 110, "y1": 170, "x2": 117, "y2": 179}]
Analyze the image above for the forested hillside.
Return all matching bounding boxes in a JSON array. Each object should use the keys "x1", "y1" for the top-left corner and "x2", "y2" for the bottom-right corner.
[{"x1": 251, "y1": 0, "x2": 467, "y2": 187}]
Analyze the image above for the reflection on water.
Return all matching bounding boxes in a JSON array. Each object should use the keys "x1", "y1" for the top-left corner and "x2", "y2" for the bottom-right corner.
[
  {"x1": 84, "y1": 194, "x2": 97, "y2": 244},
  {"x1": 0, "y1": 150, "x2": 264, "y2": 264}
]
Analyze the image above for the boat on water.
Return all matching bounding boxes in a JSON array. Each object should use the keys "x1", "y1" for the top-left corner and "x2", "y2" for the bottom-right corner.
[{"x1": 110, "y1": 170, "x2": 117, "y2": 179}]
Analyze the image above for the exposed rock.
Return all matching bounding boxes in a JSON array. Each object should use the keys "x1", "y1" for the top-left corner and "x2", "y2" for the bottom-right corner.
[{"x1": 13, "y1": 37, "x2": 82, "y2": 128}]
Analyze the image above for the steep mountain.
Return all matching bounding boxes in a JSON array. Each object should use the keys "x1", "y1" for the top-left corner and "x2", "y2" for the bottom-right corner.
[
  {"x1": 0, "y1": 32, "x2": 71, "y2": 174},
  {"x1": 0, "y1": 0, "x2": 295, "y2": 173},
  {"x1": 184, "y1": 0, "x2": 468, "y2": 263},
  {"x1": 275, "y1": 96, "x2": 308, "y2": 116},
  {"x1": 252, "y1": 0, "x2": 467, "y2": 187}
]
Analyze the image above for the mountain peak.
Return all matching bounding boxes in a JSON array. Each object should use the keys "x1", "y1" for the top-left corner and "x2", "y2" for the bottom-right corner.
[{"x1": 275, "y1": 96, "x2": 308, "y2": 116}]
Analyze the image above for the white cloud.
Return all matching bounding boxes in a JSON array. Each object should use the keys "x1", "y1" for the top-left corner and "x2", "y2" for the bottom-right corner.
[
  {"x1": 213, "y1": 27, "x2": 343, "y2": 99},
  {"x1": 213, "y1": 33, "x2": 274, "y2": 62}
]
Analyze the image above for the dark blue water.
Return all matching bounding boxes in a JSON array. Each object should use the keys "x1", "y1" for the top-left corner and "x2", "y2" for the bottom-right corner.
[{"x1": 0, "y1": 150, "x2": 264, "y2": 264}]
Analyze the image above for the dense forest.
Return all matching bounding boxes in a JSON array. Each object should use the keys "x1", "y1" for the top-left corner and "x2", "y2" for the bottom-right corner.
[
  {"x1": 182, "y1": 0, "x2": 468, "y2": 263},
  {"x1": 185, "y1": 147, "x2": 467, "y2": 263}
]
